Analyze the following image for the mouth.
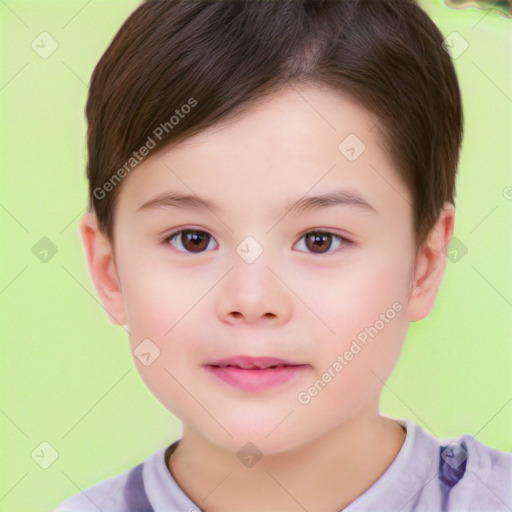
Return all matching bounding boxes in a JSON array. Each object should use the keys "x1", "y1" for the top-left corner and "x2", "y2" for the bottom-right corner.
[
  {"x1": 205, "y1": 355, "x2": 305, "y2": 369},
  {"x1": 203, "y1": 356, "x2": 310, "y2": 392}
]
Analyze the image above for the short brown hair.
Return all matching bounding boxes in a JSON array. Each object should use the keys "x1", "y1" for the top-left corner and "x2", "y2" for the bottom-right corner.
[{"x1": 85, "y1": 0, "x2": 463, "y2": 249}]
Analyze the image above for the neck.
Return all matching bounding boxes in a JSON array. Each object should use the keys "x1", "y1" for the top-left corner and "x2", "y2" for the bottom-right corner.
[{"x1": 167, "y1": 405, "x2": 406, "y2": 512}]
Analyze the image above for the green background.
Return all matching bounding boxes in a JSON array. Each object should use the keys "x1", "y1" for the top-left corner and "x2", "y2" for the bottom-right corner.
[{"x1": 1, "y1": 1, "x2": 511, "y2": 510}]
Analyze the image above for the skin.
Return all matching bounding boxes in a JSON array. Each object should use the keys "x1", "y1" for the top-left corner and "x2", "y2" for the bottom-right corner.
[{"x1": 80, "y1": 84, "x2": 454, "y2": 511}]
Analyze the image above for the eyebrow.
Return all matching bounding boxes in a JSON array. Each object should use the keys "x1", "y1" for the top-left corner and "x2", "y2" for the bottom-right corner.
[{"x1": 137, "y1": 189, "x2": 377, "y2": 216}]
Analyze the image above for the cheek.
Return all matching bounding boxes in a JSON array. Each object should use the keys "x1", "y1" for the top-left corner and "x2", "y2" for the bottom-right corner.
[
  {"x1": 296, "y1": 302, "x2": 408, "y2": 427},
  {"x1": 122, "y1": 267, "x2": 209, "y2": 373},
  {"x1": 121, "y1": 259, "x2": 204, "y2": 338},
  {"x1": 320, "y1": 253, "x2": 409, "y2": 332},
  {"x1": 315, "y1": 250, "x2": 410, "y2": 375},
  {"x1": 129, "y1": 318, "x2": 216, "y2": 428}
]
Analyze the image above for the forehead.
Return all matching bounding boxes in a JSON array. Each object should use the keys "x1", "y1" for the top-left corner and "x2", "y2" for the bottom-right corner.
[
  {"x1": 177, "y1": 84, "x2": 380, "y2": 156},
  {"x1": 116, "y1": 84, "x2": 409, "y2": 221}
]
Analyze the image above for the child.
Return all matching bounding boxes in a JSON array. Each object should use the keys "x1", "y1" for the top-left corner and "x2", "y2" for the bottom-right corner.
[{"x1": 55, "y1": 0, "x2": 512, "y2": 510}]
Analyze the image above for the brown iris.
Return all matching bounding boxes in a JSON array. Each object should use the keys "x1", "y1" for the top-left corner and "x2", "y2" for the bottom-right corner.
[
  {"x1": 304, "y1": 232, "x2": 333, "y2": 254},
  {"x1": 179, "y1": 230, "x2": 210, "y2": 252}
]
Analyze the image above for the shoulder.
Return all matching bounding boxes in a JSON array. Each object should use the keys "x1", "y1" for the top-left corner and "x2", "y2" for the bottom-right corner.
[
  {"x1": 437, "y1": 429, "x2": 512, "y2": 510},
  {"x1": 53, "y1": 466, "x2": 134, "y2": 512},
  {"x1": 462, "y1": 432, "x2": 512, "y2": 471},
  {"x1": 381, "y1": 419, "x2": 512, "y2": 511},
  {"x1": 53, "y1": 450, "x2": 161, "y2": 512},
  {"x1": 459, "y1": 432, "x2": 512, "y2": 484}
]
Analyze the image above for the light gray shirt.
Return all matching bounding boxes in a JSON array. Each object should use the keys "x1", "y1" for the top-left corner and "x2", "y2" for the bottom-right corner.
[{"x1": 54, "y1": 418, "x2": 512, "y2": 511}]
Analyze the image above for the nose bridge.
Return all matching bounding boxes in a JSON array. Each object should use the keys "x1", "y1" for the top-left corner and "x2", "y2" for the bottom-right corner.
[
  {"x1": 232, "y1": 245, "x2": 272, "y2": 291},
  {"x1": 216, "y1": 238, "x2": 292, "y2": 324}
]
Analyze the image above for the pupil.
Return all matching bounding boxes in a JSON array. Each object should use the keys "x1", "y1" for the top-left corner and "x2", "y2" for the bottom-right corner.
[
  {"x1": 179, "y1": 231, "x2": 333, "y2": 253},
  {"x1": 307, "y1": 232, "x2": 331, "y2": 253},
  {"x1": 185, "y1": 231, "x2": 208, "y2": 251}
]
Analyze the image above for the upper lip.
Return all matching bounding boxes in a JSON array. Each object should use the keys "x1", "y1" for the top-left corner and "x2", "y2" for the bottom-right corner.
[{"x1": 205, "y1": 356, "x2": 304, "y2": 369}]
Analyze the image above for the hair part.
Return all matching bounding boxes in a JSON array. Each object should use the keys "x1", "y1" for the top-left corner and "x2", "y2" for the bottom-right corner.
[{"x1": 85, "y1": 0, "x2": 463, "y2": 250}]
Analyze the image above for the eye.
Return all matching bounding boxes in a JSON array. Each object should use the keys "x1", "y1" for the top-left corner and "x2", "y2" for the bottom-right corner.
[
  {"x1": 162, "y1": 229, "x2": 218, "y2": 254},
  {"x1": 161, "y1": 229, "x2": 353, "y2": 255},
  {"x1": 294, "y1": 231, "x2": 353, "y2": 255}
]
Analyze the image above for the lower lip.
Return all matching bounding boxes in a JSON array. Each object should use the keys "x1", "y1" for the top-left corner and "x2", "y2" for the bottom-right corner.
[{"x1": 204, "y1": 365, "x2": 309, "y2": 392}]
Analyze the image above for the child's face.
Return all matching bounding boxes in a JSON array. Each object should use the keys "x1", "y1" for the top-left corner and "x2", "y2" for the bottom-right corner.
[{"x1": 85, "y1": 85, "x2": 440, "y2": 453}]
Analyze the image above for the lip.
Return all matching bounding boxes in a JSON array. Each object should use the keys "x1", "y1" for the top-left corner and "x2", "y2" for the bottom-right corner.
[
  {"x1": 206, "y1": 355, "x2": 303, "y2": 369},
  {"x1": 203, "y1": 355, "x2": 310, "y2": 392}
]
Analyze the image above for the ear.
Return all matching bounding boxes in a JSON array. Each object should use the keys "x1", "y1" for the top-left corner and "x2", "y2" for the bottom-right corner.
[
  {"x1": 78, "y1": 212, "x2": 127, "y2": 326},
  {"x1": 407, "y1": 202, "x2": 455, "y2": 322}
]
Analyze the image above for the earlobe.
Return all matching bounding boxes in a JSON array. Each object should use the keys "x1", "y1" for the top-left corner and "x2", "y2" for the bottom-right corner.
[
  {"x1": 78, "y1": 213, "x2": 127, "y2": 326},
  {"x1": 407, "y1": 203, "x2": 455, "y2": 322}
]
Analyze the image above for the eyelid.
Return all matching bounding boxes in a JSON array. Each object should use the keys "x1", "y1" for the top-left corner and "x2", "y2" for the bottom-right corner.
[
  {"x1": 293, "y1": 230, "x2": 354, "y2": 256},
  {"x1": 161, "y1": 227, "x2": 219, "y2": 253},
  {"x1": 160, "y1": 227, "x2": 355, "y2": 255}
]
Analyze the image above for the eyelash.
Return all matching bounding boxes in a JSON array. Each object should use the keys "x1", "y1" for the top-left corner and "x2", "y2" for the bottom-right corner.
[{"x1": 160, "y1": 229, "x2": 354, "y2": 255}]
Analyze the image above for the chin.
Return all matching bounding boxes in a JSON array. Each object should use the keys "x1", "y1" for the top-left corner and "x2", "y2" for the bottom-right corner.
[
  {"x1": 222, "y1": 432, "x2": 304, "y2": 457},
  {"x1": 202, "y1": 418, "x2": 309, "y2": 457}
]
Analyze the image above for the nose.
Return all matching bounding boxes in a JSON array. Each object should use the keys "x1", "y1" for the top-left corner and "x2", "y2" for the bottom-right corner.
[{"x1": 215, "y1": 254, "x2": 293, "y2": 325}]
